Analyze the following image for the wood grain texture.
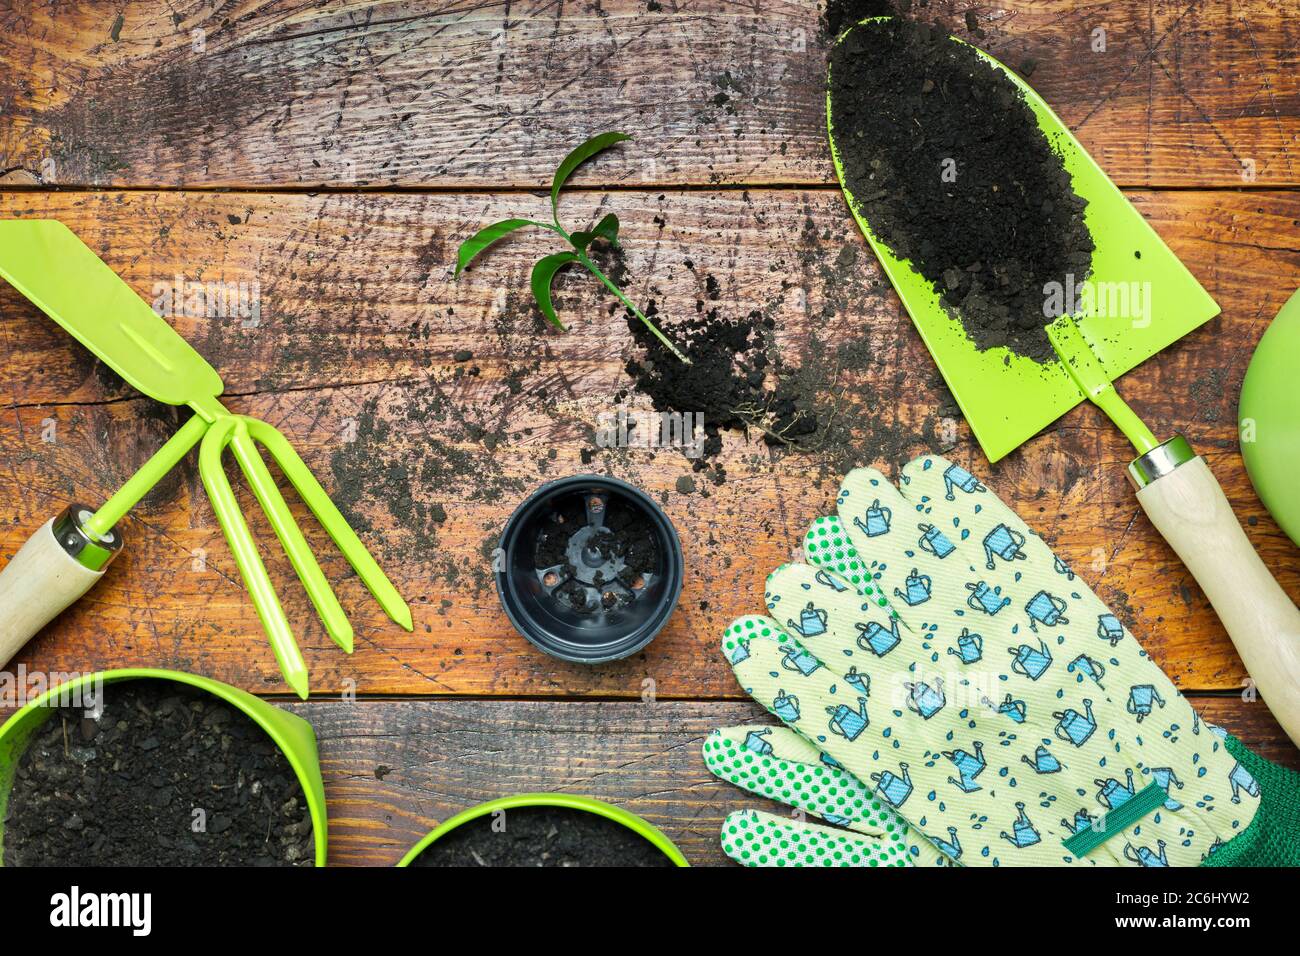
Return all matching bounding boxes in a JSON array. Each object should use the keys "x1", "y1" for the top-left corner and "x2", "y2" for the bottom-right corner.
[
  {"x1": 275, "y1": 696, "x2": 1299, "y2": 866},
  {"x1": 0, "y1": 187, "x2": 1296, "y2": 697},
  {"x1": 0, "y1": 696, "x2": 1282, "y2": 866},
  {"x1": 0, "y1": 0, "x2": 1296, "y2": 190},
  {"x1": 2, "y1": 0, "x2": 1296, "y2": 862}
]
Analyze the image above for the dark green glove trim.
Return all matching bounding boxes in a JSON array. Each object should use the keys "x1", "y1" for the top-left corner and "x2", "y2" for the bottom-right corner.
[
  {"x1": 1065, "y1": 782, "x2": 1169, "y2": 858},
  {"x1": 1201, "y1": 734, "x2": 1300, "y2": 867}
]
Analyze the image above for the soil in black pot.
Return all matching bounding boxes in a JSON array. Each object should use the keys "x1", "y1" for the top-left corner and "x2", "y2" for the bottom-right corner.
[
  {"x1": 3, "y1": 680, "x2": 314, "y2": 867},
  {"x1": 534, "y1": 494, "x2": 660, "y2": 614},
  {"x1": 829, "y1": 17, "x2": 1094, "y2": 361},
  {"x1": 410, "y1": 805, "x2": 676, "y2": 867}
]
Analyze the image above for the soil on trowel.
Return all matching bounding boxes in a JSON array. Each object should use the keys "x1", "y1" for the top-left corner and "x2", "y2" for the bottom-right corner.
[
  {"x1": 533, "y1": 495, "x2": 660, "y2": 613},
  {"x1": 829, "y1": 17, "x2": 1094, "y2": 361},
  {"x1": 819, "y1": 0, "x2": 897, "y2": 44},
  {"x1": 410, "y1": 805, "x2": 675, "y2": 867},
  {"x1": 3, "y1": 680, "x2": 314, "y2": 867}
]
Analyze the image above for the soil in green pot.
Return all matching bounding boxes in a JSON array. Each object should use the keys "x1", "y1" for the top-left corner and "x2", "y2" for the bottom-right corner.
[
  {"x1": 3, "y1": 680, "x2": 314, "y2": 867},
  {"x1": 820, "y1": 0, "x2": 898, "y2": 44},
  {"x1": 410, "y1": 805, "x2": 676, "y2": 867}
]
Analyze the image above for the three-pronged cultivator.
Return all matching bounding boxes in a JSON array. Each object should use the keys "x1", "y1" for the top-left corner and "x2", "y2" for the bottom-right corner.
[{"x1": 0, "y1": 220, "x2": 411, "y2": 697}]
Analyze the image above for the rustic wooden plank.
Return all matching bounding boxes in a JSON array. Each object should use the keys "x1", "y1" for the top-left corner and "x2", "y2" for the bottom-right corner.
[
  {"x1": 0, "y1": 695, "x2": 1289, "y2": 866},
  {"x1": 275, "y1": 696, "x2": 1297, "y2": 866},
  {"x1": 1, "y1": 1, "x2": 1295, "y2": 190},
  {"x1": 0, "y1": 188, "x2": 1297, "y2": 698}
]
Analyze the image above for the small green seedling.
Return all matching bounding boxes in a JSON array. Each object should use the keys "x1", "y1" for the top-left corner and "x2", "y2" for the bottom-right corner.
[{"x1": 454, "y1": 132, "x2": 689, "y2": 364}]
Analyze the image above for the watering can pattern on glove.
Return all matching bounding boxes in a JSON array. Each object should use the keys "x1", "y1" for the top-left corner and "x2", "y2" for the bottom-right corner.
[{"x1": 709, "y1": 454, "x2": 1300, "y2": 866}]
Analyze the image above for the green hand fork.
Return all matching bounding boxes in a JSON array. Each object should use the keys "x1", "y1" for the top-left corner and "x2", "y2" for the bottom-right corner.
[{"x1": 0, "y1": 220, "x2": 412, "y2": 698}]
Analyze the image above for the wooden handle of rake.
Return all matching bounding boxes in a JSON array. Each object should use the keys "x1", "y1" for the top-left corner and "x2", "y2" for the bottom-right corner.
[
  {"x1": 0, "y1": 511, "x2": 122, "y2": 670},
  {"x1": 1136, "y1": 453, "x2": 1300, "y2": 749}
]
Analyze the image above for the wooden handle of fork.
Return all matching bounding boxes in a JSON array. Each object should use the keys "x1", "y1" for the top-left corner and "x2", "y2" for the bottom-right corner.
[{"x1": 0, "y1": 519, "x2": 106, "y2": 669}]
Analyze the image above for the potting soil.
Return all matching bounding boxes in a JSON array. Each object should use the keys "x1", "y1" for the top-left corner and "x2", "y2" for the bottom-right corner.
[
  {"x1": 829, "y1": 17, "x2": 1094, "y2": 361},
  {"x1": 533, "y1": 494, "x2": 661, "y2": 613},
  {"x1": 819, "y1": 0, "x2": 898, "y2": 44},
  {"x1": 409, "y1": 805, "x2": 675, "y2": 867},
  {"x1": 624, "y1": 307, "x2": 818, "y2": 468},
  {"x1": 3, "y1": 680, "x2": 314, "y2": 867}
]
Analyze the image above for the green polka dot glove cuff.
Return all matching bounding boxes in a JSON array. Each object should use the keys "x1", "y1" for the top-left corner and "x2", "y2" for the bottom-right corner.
[
  {"x1": 713, "y1": 454, "x2": 1293, "y2": 866},
  {"x1": 703, "y1": 725, "x2": 947, "y2": 866}
]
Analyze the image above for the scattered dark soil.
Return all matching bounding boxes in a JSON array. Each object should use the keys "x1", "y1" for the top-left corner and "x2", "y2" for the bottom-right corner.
[
  {"x1": 409, "y1": 805, "x2": 675, "y2": 867},
  {"x1": 593, "y1": 223, "x2": 819, "y2": 470},
  {"x1": 602, "y1": 212, "x2": 943, "y2": 478},
  {"x1": 624, "y1": 307, "x2": 818, "y2": 469},
  {"x1": 3, "y1": 680, "x2": 314, "y2": 867},
  {"x1": 829, "y1": 17, "x2": 1094, "y2": 361},
  {"x1": 819, "y1": 0, "x2": 897, "y2": 45}
]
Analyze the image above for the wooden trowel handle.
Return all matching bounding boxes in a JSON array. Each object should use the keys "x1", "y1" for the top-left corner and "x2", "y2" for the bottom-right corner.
[
  {"x1": 0, "y1": 508, "x2": 122, "y2": 670},
  {"x1": 1134, "y1": 445, "x2": 1300, "y2": 748}
]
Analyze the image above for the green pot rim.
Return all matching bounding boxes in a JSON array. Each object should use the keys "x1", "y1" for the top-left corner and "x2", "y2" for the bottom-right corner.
[
  {"x1": 0, "y1": 667, "x2": 328, "y2": 867},
  {"x1": 396, "y1": 793, "x2": 689, "y2": 867},
  {"x1": 1239, "y1": 286, "x2": 1300, "y2": 549}
]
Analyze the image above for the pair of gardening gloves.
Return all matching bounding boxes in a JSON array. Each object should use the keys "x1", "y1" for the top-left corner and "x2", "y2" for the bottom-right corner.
[{"x1": 704, "y1": 454, "x2": 1299, "y2": 866}]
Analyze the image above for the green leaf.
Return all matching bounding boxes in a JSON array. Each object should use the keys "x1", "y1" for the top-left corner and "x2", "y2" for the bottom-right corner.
[
  {"x1": 530, "y1": 251, "x2": 579, "y2": 331},
  {"x1": 551, "y1": 132, "x2": 631, "y2": 223},
  {"x1": 568, "y1": 213, "x2": 621, "y2": 253},
  {"x1": 592, "y1": 212, "x2": 620, "y2": 244},
  {"x1": 454, "y1": 219, "x2": 536, "y2": 276}
]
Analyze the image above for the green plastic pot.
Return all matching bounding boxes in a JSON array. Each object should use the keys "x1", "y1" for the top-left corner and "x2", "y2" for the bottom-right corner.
[
  {"x1": 0, "y1": 668, "x2": 328, "y2": 866},
  {"x1": 396, "y1": 793, "x2": 689, "y2": 867},
  {"x1": 1240, "y1": 286, "x2": 1300, "y2": 550}
]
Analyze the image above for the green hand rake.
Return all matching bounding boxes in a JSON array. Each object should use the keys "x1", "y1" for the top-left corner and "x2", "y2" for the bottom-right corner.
[{"x1": 0, "y1": 220, "x2": 412, "y2": 698}]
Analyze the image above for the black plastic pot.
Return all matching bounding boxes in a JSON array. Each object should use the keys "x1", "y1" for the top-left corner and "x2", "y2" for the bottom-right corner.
[{"x1": 495, "y1": 475, "x2": 683, "y2": 663}]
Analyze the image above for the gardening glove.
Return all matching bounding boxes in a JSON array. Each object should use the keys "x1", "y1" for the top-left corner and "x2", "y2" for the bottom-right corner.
[
  {"x1": 723, "y1": 453, "x2": 1298, "y2": 866},
  {"x1": 702, "y1": 724, "x2": 949, "y2": 867}
]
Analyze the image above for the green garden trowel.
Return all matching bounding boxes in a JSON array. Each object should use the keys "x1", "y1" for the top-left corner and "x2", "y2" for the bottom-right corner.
[
  {"x1": 0, "y1": 220, "x2": 413, "y2": 698},
  {"x1": 829, "y1": 19, "x2": 1300, "y2": 748}
]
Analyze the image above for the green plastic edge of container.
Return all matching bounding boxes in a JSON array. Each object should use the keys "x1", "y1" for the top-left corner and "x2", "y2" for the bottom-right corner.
[
  {"x1": 1239, "y1": 286, "x2": 1300, "y2": 549},
  {"x1": 395, "y1": 793, "x2": 690, "y2": 867},
  {"x1": 0, "y1": 668, "x2": 328, "y2": 867}
]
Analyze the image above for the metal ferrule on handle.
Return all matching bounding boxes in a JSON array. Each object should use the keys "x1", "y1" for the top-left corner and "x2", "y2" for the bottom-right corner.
[
  {"x1": 53, "y1": 504, "x2": 125, "y2": 571},
  {"x1": 0, "y1": 507, "x2": 123, "y2": 670},
  {"x1": 1126, "y1": 434, "x2": 1196, "y2": 490}
]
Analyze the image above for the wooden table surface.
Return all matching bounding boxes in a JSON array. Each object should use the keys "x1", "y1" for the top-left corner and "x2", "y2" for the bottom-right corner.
[{"x1": 1, "y1": 0, "x2": 1297, "y2": 866}]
